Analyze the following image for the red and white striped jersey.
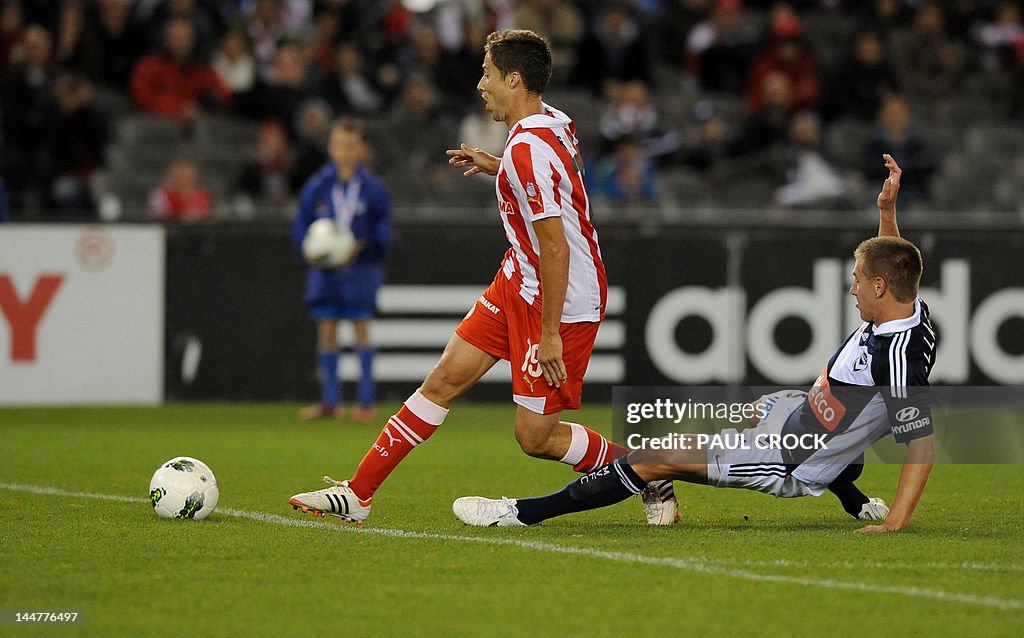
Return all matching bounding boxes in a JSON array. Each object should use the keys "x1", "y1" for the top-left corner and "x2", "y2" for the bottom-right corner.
[{"x1": 495, "y1": 103, "x2": 607, "y2": 323}]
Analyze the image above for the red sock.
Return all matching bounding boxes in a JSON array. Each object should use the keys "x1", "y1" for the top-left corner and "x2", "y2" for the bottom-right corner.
[
  {"x1": 347, "y1": 391, "x2": 447, "y2": 500},
  {"x1": 559, "y1": 422, "x2": 629, "y2": 473}
]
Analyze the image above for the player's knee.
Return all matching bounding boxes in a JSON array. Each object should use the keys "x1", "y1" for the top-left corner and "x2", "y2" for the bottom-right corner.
[
  {"x1": 514, "y1": 427, "x2": 554, "y2": 458},
  {"x1": 419, "y1": 368, "x2": 463, "y2": 404},
  {"x1": 317, "y1": 321, "x2": 339, "y2": 349}
]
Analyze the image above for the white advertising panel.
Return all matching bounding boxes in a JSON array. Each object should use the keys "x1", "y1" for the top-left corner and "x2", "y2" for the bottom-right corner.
[{"x1": 0, "y1": 225, "x2": 164, "y2": 404}]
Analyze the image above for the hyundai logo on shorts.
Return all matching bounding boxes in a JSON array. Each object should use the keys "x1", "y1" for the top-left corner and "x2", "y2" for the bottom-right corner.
[{"x1": 896, "y1": 406, "x2": 921, "y2": 422}]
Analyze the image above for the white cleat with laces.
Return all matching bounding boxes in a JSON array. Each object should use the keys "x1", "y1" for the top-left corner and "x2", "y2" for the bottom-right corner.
[
  {"x1": 641, "y1": 480, "x2": 681, "y2": 526},
  {"x1": 452, "y1": 496, "x2": 528, "y2": 527},
  {"x1": 289, "y1": 476, "x2": 372, "y2": 523},
  {"x1": 857, "y1": 497, "x2": 890, "y2": 521}
]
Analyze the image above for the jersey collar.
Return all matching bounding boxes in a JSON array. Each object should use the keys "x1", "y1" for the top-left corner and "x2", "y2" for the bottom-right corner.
[
  {"x1": 872, "y1": 298, "x2": 922, "y2": 336},
  {"x1": 509, "y1": 102, "x2": 571, "y2": 136}
]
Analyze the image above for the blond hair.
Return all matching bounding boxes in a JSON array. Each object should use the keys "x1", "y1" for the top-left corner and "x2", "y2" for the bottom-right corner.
[{"x1": 854, "y1": 236, "x2": 923, "y2": 303}]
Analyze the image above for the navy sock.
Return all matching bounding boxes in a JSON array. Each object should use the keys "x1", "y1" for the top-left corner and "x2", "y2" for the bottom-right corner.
[
  {"x1": 356, "y1": 347, "x2": 375, "y2": 406},
  {"x1": 515, "y1": 458, "x2": 646, "y2": 525},
  {"x1": 318, "y1": 350, "x2": 340, "y2": 407},
  {"x1": 828, "y1": 463, "x2": 868, "y2": 518}
]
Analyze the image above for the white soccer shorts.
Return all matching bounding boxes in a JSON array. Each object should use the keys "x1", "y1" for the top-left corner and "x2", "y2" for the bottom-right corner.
[{"x1": 705, "y1": 390, "x2": 827, "y2": 498}]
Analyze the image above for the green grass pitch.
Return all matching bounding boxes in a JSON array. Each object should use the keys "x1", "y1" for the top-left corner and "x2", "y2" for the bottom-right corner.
[{"x1": 1, "y1": 403, "x2": 1022, "y2": 637}]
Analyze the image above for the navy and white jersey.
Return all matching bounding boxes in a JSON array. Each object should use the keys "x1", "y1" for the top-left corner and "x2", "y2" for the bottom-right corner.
[
  {"x1": 784, "y1": 299, "x2": 937, "y2": 485},
  {"x1": 292, "y1": 163, "x2": 391, "y2": 267}
]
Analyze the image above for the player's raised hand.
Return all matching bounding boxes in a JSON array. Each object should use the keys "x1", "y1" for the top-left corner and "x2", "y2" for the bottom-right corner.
[
  {"x1": 446, "y1": 143, "x2": 500, "y2": 177},
  {"x1": 876, "y1": 153, "x2": 902, "y2": 213}
]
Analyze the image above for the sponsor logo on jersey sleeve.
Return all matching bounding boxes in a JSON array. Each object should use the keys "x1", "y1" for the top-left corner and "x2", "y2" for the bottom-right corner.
[
  {"x1": 525, "y1": 181, "x2": 543, "y2": 210},
  {"x1": 808, "y1": 367, "x2": 847, "y2": 430}
]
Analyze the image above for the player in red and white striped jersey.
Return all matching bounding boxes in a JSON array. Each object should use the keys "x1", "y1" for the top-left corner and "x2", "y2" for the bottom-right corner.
[
  {"x1": 491, "y1": 103, "x2": 606, "y2": 324},
  {"x1": 289, "y1": 29, "x2": 678, "y2": 525}
]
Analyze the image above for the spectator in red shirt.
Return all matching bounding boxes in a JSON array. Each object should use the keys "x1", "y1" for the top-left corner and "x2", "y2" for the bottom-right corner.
[
  {"x1": 130, "y1": 17, "x2": 230, "y2": 122},
  {"x1": 745, "y1": 15, "x2": 819, "y2": 115},
  {"x1": 148, "y1": 158, "x2": 213, "y2": 222}
]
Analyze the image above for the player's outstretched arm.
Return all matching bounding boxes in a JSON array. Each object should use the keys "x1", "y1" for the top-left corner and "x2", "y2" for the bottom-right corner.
[
  {"x1": 877, "y1": 153, "x2": 902, "y2": 238},
  {"x1": 856, "y1": 434, "x2": 934, "y2": 533},
  {"x1": 446, "y1": 143, "x2": 501, "y2": 177}
]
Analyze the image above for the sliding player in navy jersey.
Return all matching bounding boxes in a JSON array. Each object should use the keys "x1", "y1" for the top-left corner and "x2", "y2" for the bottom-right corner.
[{"x1": 455, "y1": 154, "x2": 938, "y2": 533}]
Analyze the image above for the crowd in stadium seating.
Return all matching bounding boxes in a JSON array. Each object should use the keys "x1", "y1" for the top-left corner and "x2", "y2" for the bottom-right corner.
[{"x1": 1, "y1": 0, "x2": 1022, "y2": 222}]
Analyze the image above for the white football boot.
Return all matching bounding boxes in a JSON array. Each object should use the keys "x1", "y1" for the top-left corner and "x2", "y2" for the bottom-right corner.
[
  {"x1": 452, "y1": 496, "x2": 528, "y2": 527},
  {"x1": 641, "y1": 480, "x2": 681, "y2": 526},
  {"x1": 857, "y1": 497, "x2": 890, "y2": 521},
  {"x1": 289, "y1": 476, "x2": 372, "y2": 523}
]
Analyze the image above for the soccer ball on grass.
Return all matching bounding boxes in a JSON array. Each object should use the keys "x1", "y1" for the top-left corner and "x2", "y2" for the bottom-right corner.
[
  {"x1": 302, "y1": 218, "x2": 356, "y2": 268},
  {"x1": 149, "y1": 457, "x2": 219, "y2": 520}
]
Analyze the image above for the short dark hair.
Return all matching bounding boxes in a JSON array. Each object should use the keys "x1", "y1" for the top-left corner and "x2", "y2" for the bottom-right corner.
[
  {"x1": 854, "y1": 236, "x2": 923, "y2": 303},
  {"x1": 330, "y1": 116, "x2": 365, "y2": 140},
  {"x1": 484, "y1": 29, "x2": 552, "y2": 95}
]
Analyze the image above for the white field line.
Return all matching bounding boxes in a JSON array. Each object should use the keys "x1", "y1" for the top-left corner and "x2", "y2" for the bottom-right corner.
[
  {"x1": 2, "y1": 482, "x2": 1022, "y2": 612},
  {"x1": 696, "y1": 557, "x2": 1024, "y2": 573}
]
